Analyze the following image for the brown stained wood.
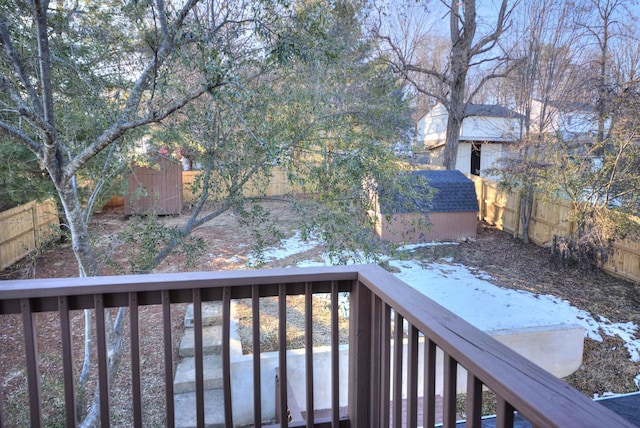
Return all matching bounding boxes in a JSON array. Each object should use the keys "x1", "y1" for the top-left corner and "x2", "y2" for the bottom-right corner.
[
  {"x1": 278, "y1": 284, "x2": 289, "y2": 428},
  {"x1": 356, "y1": 265, "x2": 635, "y2": 427},
  {"x1": 305, "y1": 283, "x2": 315, "y2": 428},
  {"x1": 407, "y1": 325, "x2": 419, "y2": 428},
  {"x1": 423, "y1": 339, "x2": 436, "y2": 428},
  {"x1": 222, "y1": 287, "x2": 233, "y2": 427},
  {"x1": 0, "y1": 266, "x2": 359, "y2": 311},
  {"x1": 496, "y1": 398, "x2": 515, "y2": 428},
  {"x1": 2, "y1": 265, "x2": 636, "y2": 428},
  {"x1": 58, "y1": 296, "x2": 77, "y2": 428},
  {"x1": 125, "y1": 156, "x2": 182, "y2": 215},
  {"x1": 193, "y1": 289, "x2": 205, "y2": 428},
  {"x1": 331, "y1": 281, "x2": 340, "y2": 427},
  {"x1": 129, "y1": 292, "x2": 143, "y2": 428},
  {"x1": 466, "y1": 375, "x2": 483, "y2": 428},
  {"x1": 94, "y1": 295, "x2": 110, "y2": 427},
  {"x1": 21, "y1": 299, "x2": 42, "y2": 428},
  {"x1": 162, "y1": 290, "x2": 175, "y2": 428},
  {"x1": 392, "y1": 311, "x2": 403, "y2": 428},
  {"x1": 443, "y1": 353, "x2": 457, "y2": 427},
  {"x1": 370, "y1": 296, "x2": 382, "y2": 427},
  {"x1": 381, "y1": 303, "x2": 391, "y2": 428},
  {"x1": 348, "y1": 281, "x2": 371, "y2": 427},
  {"x1": 252, "y1": 285, "x2": 262, "y2": 426}
]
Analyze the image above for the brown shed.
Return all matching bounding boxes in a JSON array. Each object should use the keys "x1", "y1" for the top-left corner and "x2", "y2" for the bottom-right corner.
[
  {"x1": 375, "y1": 170, "x2": 478, "y2": 243},
  {"x1": 125, "y1": 155, "x2": 183, "y2": 215}
]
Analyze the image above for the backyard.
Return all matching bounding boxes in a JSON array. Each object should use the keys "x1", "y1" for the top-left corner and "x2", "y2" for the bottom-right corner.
[{"x1": 1, "y1": 201, "x2": 639, "y2": 425}]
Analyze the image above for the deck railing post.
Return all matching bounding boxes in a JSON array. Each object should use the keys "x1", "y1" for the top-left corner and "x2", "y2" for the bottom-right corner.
[
  {"x1": 21, "y1": 298, "x2": 42, "y2": 428},
  {"x1": 348, "y1": 280, "x2": 373, "y2": 427}
]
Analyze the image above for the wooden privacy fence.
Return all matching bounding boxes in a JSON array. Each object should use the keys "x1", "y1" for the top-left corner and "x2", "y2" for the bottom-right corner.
[
  {"x1": 0, "y1": 199, "x2": 59, "y2": 270},
  {"x1": 182, "y1": 168, "x2": 292, "y2": 202},
  {"x1": 468, "y1": 175, "x2": 640, "y2": 284}
]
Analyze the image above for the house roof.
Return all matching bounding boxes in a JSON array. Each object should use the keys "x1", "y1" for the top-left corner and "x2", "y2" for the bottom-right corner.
[
  {"x1": 380, "y1": 170, "x2": 479, "y2": 214},
  {"x1": 465, "y1": 103, "x2": 523, "y2": 119},
  {"x1": 417, "y1": 102, "x2": 523, "y2": 123},
  {"x1": 536, "y1": 99, "x2": 596, "y2": 113}
]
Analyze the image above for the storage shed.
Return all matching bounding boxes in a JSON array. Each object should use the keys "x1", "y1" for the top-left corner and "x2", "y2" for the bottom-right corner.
[
  {"x1": 125, "y1": 155, "x2": 183, "y2": 215},
  {"x1": 375, "y1": 170, "x2": 478, "y2": 243}
]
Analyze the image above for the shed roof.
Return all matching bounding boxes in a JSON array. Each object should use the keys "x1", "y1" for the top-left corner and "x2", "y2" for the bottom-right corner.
[{"x1": 380, "y1": 170, "x2": 479, "y2": 214}]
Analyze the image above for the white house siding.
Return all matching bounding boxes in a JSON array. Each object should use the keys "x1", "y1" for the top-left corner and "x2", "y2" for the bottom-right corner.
[
  {"x1": 460, "y1": 116, "x2": 520, "y2": 142},
  {"x1": 418, "y1": 105, "x2": 521, "y2": 148},
  {"x1": 456, "y1": 142, "x2": 506, "y2": 179},
  {"x1": 528, "y1": 100, "x2": 609, "y2": 145},
  {"x1": 417, "y1": 104, "x2": 448, "y2": 146},
  {"x1": 416, "y1": 103, "x2": 521, "y2": 175},
  {"x1": 456, "y1": 143, "x2": 472, "y2": 172}
]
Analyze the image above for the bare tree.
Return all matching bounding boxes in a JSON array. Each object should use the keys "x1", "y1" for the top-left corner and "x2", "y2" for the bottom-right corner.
[
  {"x1": 375, "y1": 0, "x2": 516, "y2": 169},
  {"x1": 1, "y1": 1, "x2": 249, "y2": 425},
  {"x1": 492, "y1": 0, "x2": 584, "y2": 242},
  {"x1": 1, "y1": 1, "x2": 414, "y2": 424},
  {"x1": 577, "y1": 0, "x2": 638, "y2": 143}
]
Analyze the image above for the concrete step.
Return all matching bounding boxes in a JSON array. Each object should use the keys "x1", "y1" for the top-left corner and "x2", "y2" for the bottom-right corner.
[
  {"x1": 174, "y1": 354, "x2": 223, "y2": 394},
  {"x1": 184, "y1": 301, "x2": 223, "y2": 328},
  {"x1": 179, "y1": 325, "x2": 223, "y2": 357},
  {"x1": 174, "y1": 389, "x2": 225, "y2": 428}
]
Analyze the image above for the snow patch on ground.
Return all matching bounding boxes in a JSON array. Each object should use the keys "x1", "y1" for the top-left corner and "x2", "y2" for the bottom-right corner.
[{"x1": 238, "y1": 232, "x2": 640, "y2": 391}]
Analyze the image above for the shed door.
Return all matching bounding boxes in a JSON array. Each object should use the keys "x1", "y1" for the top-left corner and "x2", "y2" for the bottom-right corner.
[{"x1": 471, "y1": 142, "x2": 481, "y2": 176}]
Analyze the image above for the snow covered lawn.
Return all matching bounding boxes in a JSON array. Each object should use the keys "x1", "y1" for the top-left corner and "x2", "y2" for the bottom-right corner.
[{"x1": 246, "y1": 234, "x2": 640, "y2": 391}]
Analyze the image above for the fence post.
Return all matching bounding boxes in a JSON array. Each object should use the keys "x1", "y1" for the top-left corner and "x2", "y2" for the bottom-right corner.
[
  {"x1": 513, "y1": 189, "x2": 522, "y2": 239},
  {"x1": 478, "y1": 177, "x2": 485, "y2": 221},
  {"x1": 348, "y1": 279, "x2": 372, "y2": 427},
  {"x1": 31, "y1": 201, "x2": 41, "y2": 246}
]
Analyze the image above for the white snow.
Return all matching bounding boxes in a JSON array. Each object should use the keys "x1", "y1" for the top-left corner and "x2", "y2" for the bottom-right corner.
[{"x1": 240, "y1": 233, "x2": 640, "y2": 393}]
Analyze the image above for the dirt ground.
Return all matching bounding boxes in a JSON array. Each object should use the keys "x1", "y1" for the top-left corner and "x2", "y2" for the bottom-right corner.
[{"x1": 1, "y1": 202, "x2": 639, "y2": 425}]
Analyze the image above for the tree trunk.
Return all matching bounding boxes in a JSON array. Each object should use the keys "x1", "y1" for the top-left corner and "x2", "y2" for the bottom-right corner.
[
  {"x1": 443, "y1": 72, "x2": 467, "y2": 170},
  {"x1": 443, "y1": 0, "x2": 472, "y2": 171},
  {"x1": 520, "y1": 183, "x2": 534, "y2": 244},
  {"x1": 443, "y1": 113, "x2": 462, "y2": 170},
  {"x1": 55, "y1": 180, "x2": 98, "y2": 276}
]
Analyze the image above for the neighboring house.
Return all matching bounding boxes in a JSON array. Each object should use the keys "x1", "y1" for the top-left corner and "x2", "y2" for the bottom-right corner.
[
  {"x1": 374, "y1": 169, "x2": 478, "y2": 243},
  {"x1": 415, "y1": 103, "x2": 522, "y2": 178},
  {"x1": 527, "y1": 99, "x2": 609, "y2": 151}
]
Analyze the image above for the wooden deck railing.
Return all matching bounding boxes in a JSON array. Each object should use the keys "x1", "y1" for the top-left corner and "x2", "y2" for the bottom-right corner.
[{"x1": 0, "y1": 265, "x2": 633, "y2": 427}]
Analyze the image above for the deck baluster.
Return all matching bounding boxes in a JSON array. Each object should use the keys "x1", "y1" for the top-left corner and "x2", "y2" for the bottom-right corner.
[
  {"x1": 466, "y1": 374, "x2": 483, "y2": 428},
  {"x1": 162, "y1": 289, "x2": 175, "y2": 428},
  {"x1": 21, "y1": 298, "x2": 42, "y2": 428},
  {"x1": 423, "y1": 339, "x2": 436, "y2": 428},
  {"x1": 252, "y1": 285, "x2": 262, "y2": 426},
  {"x1": 129, "y1": 293, "x2": 142, "y2": 428},
  {"x1": 305, "y1": 282, "x2": 315, "y2": 428},
  {"x1": 392, "y1": 311, "x2": 404, "y2": 428}
]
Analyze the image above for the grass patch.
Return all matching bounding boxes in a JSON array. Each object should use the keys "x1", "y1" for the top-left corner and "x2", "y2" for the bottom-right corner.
[{"x1": 234, "y1": 294, "x2": 350, "y2": 354}]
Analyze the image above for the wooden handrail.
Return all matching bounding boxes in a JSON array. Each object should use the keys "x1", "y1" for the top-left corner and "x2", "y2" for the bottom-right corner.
[{"x1": 0, "y1": 265, "x2": 634, "y2": 427}]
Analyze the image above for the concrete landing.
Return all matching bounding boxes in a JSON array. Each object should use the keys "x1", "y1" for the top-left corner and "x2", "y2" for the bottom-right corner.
[{"x1": 174, "y1": 389, "x2": 225, "y2": 428}]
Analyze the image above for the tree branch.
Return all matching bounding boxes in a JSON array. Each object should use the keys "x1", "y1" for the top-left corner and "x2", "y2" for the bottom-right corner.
[
  {"x1": 0, "y1": 119, "x2": 42, "y2": 153},
  {"x1": 0, "y1": 16, "x2": 43, "y2": 114},
  {"x1": 64, "y1": 79, "x2": 221, "y2": 181}
]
